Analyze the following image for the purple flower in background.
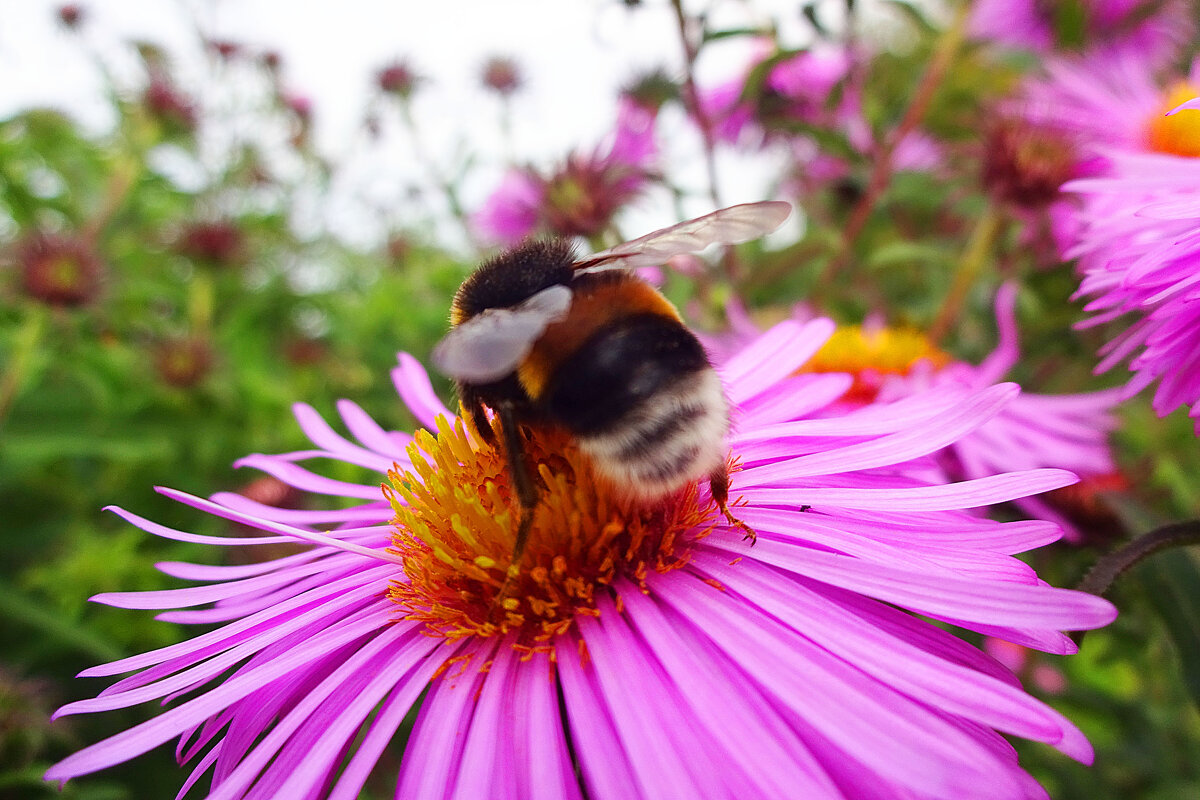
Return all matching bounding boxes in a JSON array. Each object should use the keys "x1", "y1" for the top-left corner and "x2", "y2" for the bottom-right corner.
[
  {"x1": 1040, "y1": 54, "x2": 1200, "y2": 427},
  {"x1": 1019, "y1": 49, "x2": 1195, "y2": 152},
  {"x1": 697, "y1": 44, "x2": 854, "y2": 146},
  {"x1": 969, "y1": 0, "x2": 1193, "y2": 66},
  {"x1": 878, "y1": 285, "x2": 1124, "y2": 541},
  {"x1": 46, "y1": 323, "x2": 1113, "y2": 799},
  {"x1": 1066, "y1": 143, "x2": 1200, "y2": 431},
  {"x1": 698, "y1": 43, "x2": 943, "y2": 198},
  {"x1": 469, "y1": 169, "x2": 544, "y2": 246},
  {"x1": 1006, "y1": 53, "x2": 1200, "y2": 257},
  {"x1": 473, "y1": 98, "x2": 658, "y2": 245},
  {"x1": 701, "y1": 288, "x2": 1122, "y2": 541}
]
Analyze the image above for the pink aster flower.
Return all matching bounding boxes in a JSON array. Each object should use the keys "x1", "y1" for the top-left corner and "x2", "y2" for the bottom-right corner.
[
  {"x1": 697, "y1": 45, "x2": 855, "y2": 147},
  {"x1": 700, "y1": 288, "x2": 1122, "y2": 541},
  {"x1": 46, "y1": 321, "x2": 1114, "y2": 799},
  {"x1": 999, "y1": 52, "x2": 1200, "y2": 257},
  {"x1": 473, "y1": 98, "x2": 658, "y2": 245},
  {"x1": 969, "y1": 0, "x2": 1192, "y2": 67},
  {"x1": 1065, "y1": 145, "x2": 1200, "y2": 430},
  {"x1": 1019, "y1": 49, "x2": 1199, "y2": 152},
  {"x1": 878, "y1": 285, "x2": 1124, "y2": 541},
  {"x1": 1043, "y1": 57, "x2": 1200, "y2": 426}
]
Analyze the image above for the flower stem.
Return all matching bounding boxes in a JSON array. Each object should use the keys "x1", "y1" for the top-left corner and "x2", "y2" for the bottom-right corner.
[
  {"x1": 82, "y1": 156, "x2": 141, "y2": 244},
  {"x1": 0, "y1": 308, "x2": 47, "y2": 430},
  {"x1": 1077, "y1": 519, "x2": 1200, "y2": 597},
  {"x1": 930, "y1": 204, "x2": 1003, "y2": 343},
  {"x1": 820, "y1": 4, "x2": 969, "y2": 285},
  {"x1": 669, "y1": 0, "x2": 722, "y2": 211}
]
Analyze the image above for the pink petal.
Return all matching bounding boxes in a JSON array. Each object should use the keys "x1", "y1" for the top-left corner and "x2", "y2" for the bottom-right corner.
[
  {"x1": 702, "y1": 537, "x2": 1116, "y2": 632},
  {"x1": 692, "y1": 552, "x2": 1093, "y2": 761},
  {"x1": 740, "y1": 469, "x2": 1077, "y2": 510},
  {"x1": 554, "y1": 637, "x2": 641, "y2": 799},
  {"x1": 45, "y1": 604, "x2": 401, "y2": 782},
  {"x1": 395, "y1": 640, "x2": 496, "y2": 800},
  {"x1": 393, "y1": 352, "x2": 453, "y2": 429}
]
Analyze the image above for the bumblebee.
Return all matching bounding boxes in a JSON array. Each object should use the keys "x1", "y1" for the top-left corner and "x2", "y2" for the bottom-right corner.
[{"x1": 432, "y1": 201, "x2": 791, "y2": 578}]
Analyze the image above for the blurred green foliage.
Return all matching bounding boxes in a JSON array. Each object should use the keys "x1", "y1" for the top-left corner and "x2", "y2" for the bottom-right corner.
[
  {"x1": 0, "y1": 30, "x2": 464, "y2": 798},
  {"x1": 2, "y1": 2, "x2": 1200, "y2": 799}
]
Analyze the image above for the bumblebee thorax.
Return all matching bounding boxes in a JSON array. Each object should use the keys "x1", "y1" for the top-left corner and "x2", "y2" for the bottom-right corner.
[{"x1": 451, "y1": 238, "x2": 575, "y2": 324}]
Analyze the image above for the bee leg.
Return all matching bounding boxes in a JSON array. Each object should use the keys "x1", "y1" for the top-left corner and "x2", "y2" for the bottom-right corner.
[
  {"x1": 460, "y1": 393, "x2": 497, "y2": 448},
  {"x1": 489, "y1": 402, "x2": 539, "y2": 617},
  {"x1": 709, "y1": 464, "x2": 756, "y2": 545}
]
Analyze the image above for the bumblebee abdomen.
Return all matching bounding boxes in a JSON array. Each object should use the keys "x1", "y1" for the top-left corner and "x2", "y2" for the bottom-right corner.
[
  {"x1": 543, "y1": 313, "x2": 729, "y2": 499},
  {"x1": 543, "y1": 313, "x2": 706, "y2": 432}
]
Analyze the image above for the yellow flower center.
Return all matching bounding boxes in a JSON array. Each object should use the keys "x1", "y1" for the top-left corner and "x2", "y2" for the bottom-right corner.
[
  {"x1": 1147, "y1": 82, "x2": 1200, "y2": 158},
  {"x1": 384, "y1": 416, "x2": 717, "y2": 648},
  {"x1": 798, "y1": 325, "x2": 950, "y2": 402}
]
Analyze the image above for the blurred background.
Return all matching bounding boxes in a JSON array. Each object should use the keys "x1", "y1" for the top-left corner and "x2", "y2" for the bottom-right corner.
[{"x1": 3, "y1": 1, "x2": 1200, "y2": 798}]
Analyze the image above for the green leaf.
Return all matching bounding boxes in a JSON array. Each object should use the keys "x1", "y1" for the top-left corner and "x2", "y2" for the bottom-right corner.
[
  {"x1": 864, "y1": 240, "x2": 950, "y2": 270},
  {"x1": 0, "y1": 579, "x2": 125, "y2": 663},
  {"x1": 880, "y1": 0, "x2": 939, "y2": 35},
  {"x1": 0, "y1": 432, "x2": 177, "y2": 467},
  {"x1": 701, "y1": 26, "x2": 776, "y2": 44},
  {"x1": 1136, "y1": 549, "x2": 1200, "y2": 709}
]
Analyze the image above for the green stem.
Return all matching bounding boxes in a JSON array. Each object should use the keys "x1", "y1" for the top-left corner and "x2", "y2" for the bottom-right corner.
[
  {"x1": 669, "y1": 0, "x2": 723, "y2": 213},
  {"x1": 929, "y1": 204, "x2": 1002, "y2": 344},
  {"x1": 0, "y1": 581, "x2": 125, "y2": 663},
  {"x1": 817, "y1": 4, "x2": 969, "y2": 293},
  {"x1": 1078, "y1": 520, "x2": 1200, "y2": 598},
  {"x1": 82, "y1": 154, "x2": 141, "y2": 243},
  {"x1": 0, "y1": 308, "x2": 47, "y2": 429}
]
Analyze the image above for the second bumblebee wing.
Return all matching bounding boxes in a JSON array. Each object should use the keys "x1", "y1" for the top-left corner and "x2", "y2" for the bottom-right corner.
[
  {"x1": 431, "y1": 284, "x2": 572, "y2": 384},
  {"x1": 573, "y1": 200, "x2": 791, "y2": 274}
]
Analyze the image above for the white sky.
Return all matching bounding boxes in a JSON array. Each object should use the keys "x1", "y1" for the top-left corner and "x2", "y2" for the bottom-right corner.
[{"x1": 0, "y1": 0, "x2": 879, "y2": 250}]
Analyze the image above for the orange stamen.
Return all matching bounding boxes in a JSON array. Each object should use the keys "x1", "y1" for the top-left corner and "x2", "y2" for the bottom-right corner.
[{"x1": 386, "y1": 415, "x2": 718, "y2": 644}]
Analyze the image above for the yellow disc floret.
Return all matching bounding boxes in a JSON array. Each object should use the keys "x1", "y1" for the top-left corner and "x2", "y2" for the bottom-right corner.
[
  {"x1": 799, "y1": 325, "x2": 950, "y2": 401},
  {"x1": 384, "y1": 415, "x2": 716, "y2": 647},
  {"x1": 1147, "y1": 82, "x2": 1200, "y2": 158}
]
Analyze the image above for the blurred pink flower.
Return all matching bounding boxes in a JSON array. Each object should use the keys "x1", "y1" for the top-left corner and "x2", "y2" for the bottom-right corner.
[
  {"x1": 697, "y1": 45, "x2": 855, "y2": 146},
  {"x1": 47, "y1": 324, "x2": 1113, "y2": 799},
  {"x1": 16, "y1": 231, "x2": 106, "y2": 308},
  {"x1": 1007, "y1": 52, "x2": 1200, "y2": 256},
  {"x1": 878, "y1": 285, "x2": 1124, "y2": 541},
  {"x1": 473, "y1": 98, "x2": 658, "y2": 245},
  {"x1": 698, "y1": 44, "x2": 943, "y2": 201},
  {"x1": 984, "y1": 638, "x2": 1067, "y2": 695},
  {"x1": 480, "y1": 56, "x2": 523, "y2": 96},
  {"x1": 1019, "y1": 49, "x2": 1194, "y2": 150},
  {"x1": 969, "y1": 0, "x2": 1193, "y2": 67},
  {"x1": 470, "y1": 170, "x2": 544, "y2": 246}
]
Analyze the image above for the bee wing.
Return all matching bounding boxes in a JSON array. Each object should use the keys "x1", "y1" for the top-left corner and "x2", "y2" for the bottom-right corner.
[
  {"x1": 574, "y1": 200, "x2": 791, "y2": 274},
  {"x1": 431, "y1": 284, "x2": 573, "y2": 383}
]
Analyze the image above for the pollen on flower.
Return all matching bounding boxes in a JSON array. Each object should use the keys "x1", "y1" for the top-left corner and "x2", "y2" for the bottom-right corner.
[
  {"x1": 385, "y1": 415, "x2": 716, "y2": 645},
  {"x1": 1148, "y1": 83, "x2": 1200, "y2": 158},
  {"x1": 798, "y1": 325, "x2": 950, "y2": 401}
]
